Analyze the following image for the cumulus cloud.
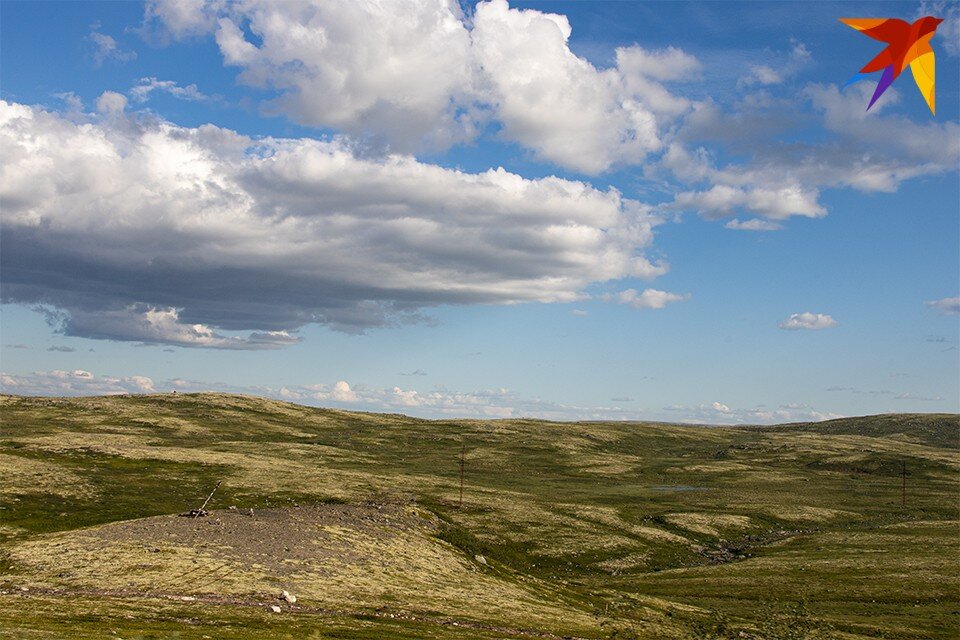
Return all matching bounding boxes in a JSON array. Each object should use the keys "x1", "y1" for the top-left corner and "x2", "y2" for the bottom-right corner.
[
  {"x1": 611, "y1": 288, "x2": 689, "y2": 310},
  {"x1": 95, "y1": 91, "x2": 128, "y2": 114},
  {"x1": 144, "y1": 0, "x2": 695, "y2": 172},
  {"x1": 89, "y1": 31, "x2": 136, "y2": 66},
  {"x1": 778, "y1": 312, "x2": 837, "y2": 331},
  {"x1": 0, "y1": 100, "x2": 664, "y2": 347},
  {"x1": 302, "y1": 380, "x2": 358, "y2": 403},
  {"x1": 926, "y1": 297, "x2": 960, "y2": 316},
  {"x1": 471, "y1": 1, "x2": 683, "y2": 173},
  {"x1": 150, "y1": 0, "x2": 478, "y2": 153}
]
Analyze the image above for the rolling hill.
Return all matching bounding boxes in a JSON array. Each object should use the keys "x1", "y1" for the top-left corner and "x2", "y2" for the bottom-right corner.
[{"x1": 1, "y1": 393, "x2": 957, "y2": 639}]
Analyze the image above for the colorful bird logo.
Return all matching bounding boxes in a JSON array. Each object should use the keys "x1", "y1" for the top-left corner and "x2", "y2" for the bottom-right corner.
[{"x1": 841, "y1": 16, "x2": 943, "y2": 115}]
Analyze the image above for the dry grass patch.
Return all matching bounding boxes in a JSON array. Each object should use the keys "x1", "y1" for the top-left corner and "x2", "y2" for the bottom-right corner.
[
  {"x1": 664, "y1": 513, "x2": 752, "y2": 537},
  {"x1": 0, "y1": 453, "x2": 95, "y2": 499}
]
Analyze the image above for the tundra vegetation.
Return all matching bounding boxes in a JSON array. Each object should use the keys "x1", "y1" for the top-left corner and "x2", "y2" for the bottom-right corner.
[{"x1": 0, "y1": 393, "x2": 957, "y2": 639}]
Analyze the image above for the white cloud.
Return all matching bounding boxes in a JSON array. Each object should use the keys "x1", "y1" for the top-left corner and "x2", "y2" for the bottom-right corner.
[
  {"x1": 612, "y1": 288, "x2": 689, "y2": 310},
  {"x1": 0, "y1": 100, "x2": 664, "y2": 347},
  {"x1": 95, "y1": 91, "x2": 128, "y2": 114},
  {"x1": 54, "y1": 92, "x2": 85, "y2": 115},
  {"x1": 145, "y1": 0, "x2": 226, "y2": 39},
  {"x1": 893, "y1": 392, "x2": 943, "y2": 401},
  {"x1": 304, "y1": 380, "x2": 359, "y2": 403},
  {"x1": 177, "y1": 0, "x2": 478, "y2": 152},
  {"x1": 145, "y1": 0, "x2": 695, "y2": 172},
  {"x1": 130, "y1": 375, "x2": 156, "y2": 392},
  {"x1": 725, "y1": 218, "x2": 782, "y2": 232},
  {"x1": 471, "y1": 1, "x2": 676, "y2": 173},
  {"x1": 89, "y1": 31, "x2": 136, "y2": 66},
  {"x1": 778, "y1": 312, "x2": 837, "y2": 331},
  {"x1": 131, "y1": 77, "x2": 210, "y2": 103},
  {"x1": 662, "y1": 82, "x2": 959, "y2": 223},
  {"x1": 614, "y1": 45, "x2": 701, "y2": 82},
  {"x1": 674, "y1": 183, "x2": 825, "y2": 220},
  {"x1": 926, "y1": 297, "x2": 960, "y2": 316},
  {"x1": 664, "y1": 401, "x2": 845, "y2": 425},
  {"x1": 0, "y1": 369, "x2": 154, "y2": 396},
  {"x1": 741, "y1": 65, "x2": 782, "y2": 87}
]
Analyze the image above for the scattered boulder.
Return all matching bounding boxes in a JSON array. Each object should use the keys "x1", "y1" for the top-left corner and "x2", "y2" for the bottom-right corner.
[
  {"x1": 474, "y1": 554, "x2": 487, "y2": 565},
  {"x1": 281, "y1": 590, "x2": 297, "y2": 604},
  {"x1": 269, "y1": 605, "x2": 282, "y2": 613}
]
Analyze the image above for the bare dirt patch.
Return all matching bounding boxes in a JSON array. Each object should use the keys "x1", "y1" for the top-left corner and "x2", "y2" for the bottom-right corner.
[{"x1": 96, "y1": 503, "x2": 433, "y2": 575}]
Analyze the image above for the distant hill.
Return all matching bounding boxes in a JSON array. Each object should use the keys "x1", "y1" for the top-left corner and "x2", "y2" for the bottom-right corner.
[{"x1": 756, "y1": 413, "x2": 960, "y2": 450}]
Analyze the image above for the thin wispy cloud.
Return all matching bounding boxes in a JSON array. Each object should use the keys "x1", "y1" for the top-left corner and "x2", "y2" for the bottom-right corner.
[
  {"x1": 88, "y1": 31, "x2": 136, "y2": 66},
  {"x1": 926, "y1": 297, "x2": 960, "y2": 316},
  {"x1": 130, "y1": 77, "x2": 211, "y2": 103}
]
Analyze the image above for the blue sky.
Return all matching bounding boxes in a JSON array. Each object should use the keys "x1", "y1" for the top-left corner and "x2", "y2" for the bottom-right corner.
[{"x1": 1, "y1": 0, "x2": 957, "y2": 423}]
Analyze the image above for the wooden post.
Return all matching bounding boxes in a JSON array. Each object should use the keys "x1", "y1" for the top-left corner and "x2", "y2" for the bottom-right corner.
[{"x1": 195, "y1": 480, "x2": 222, "y2": 518}]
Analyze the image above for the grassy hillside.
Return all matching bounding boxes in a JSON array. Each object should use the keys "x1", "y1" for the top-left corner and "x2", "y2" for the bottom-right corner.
[{"x1": 0, "y1": 393, "x2": 957, "y2": 639}]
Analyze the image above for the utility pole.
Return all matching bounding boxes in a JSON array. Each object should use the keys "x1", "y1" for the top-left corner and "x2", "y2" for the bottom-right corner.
[
  {"x1": 902, "y1": 460, "x2": 906, "y2": 509},
  {"x1": 458, "y1": 440, "x2": 466, "y2": 509}
]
